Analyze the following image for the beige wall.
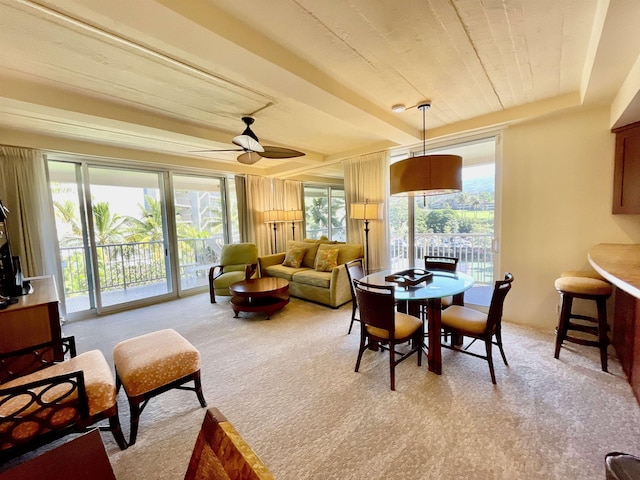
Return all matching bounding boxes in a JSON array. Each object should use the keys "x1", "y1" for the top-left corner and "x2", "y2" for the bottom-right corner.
[{"x1": 500, "y1": 105, "x2": 640, "y2": 331}]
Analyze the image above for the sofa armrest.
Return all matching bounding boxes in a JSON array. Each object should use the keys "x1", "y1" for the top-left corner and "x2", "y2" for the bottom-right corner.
[
  {"x1": 329, "y1": 264, "x2": 353, "y2": 307},
  {"x1": 258, "y1": 254, "x2": 286, "y2": 276}
]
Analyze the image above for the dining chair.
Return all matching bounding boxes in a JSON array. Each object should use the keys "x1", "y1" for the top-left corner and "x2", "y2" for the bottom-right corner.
[
  {"x1": 424, "y1": 255, "x2": 463, "y2": 308},
  {"x1": 345, "y1": 258, "x2": 365, "y2": 334},
  {"x1": 440, "y1": 272, "x2": 514, "y2": 384},
  {"x1": 353, "y1": 279, "x2": 423, "y2": 390}
]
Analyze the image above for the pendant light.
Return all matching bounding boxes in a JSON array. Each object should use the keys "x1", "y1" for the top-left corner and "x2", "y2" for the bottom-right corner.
[{"x1": 390, "y1": 102, "x2": 462, "y2": 197}]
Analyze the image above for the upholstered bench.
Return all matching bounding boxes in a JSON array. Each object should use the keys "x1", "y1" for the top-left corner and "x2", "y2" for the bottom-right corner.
[{"x1": 113, "y1": 329, "x2": 207, "y2": 445}]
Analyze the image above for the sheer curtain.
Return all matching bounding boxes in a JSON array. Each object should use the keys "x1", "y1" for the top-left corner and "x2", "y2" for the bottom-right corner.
[
  {"x1": 0, "y1": 146, "x2": 62, "y2": 301},
  {"x1": 273, "y1": 179, "x2": 302, "y2": 246},
  {"x1": 343, "y1": 151, "x2": 390, "y2": 272},
  {"x1": 245, "y1": 174, "x2": 273, "y2": 255}
]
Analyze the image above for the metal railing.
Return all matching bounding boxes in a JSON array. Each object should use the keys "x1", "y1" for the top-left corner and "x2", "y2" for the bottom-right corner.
[
  {"x1": 390, "y1": 233, "x2": 494, "y2": 284},
  {"x1": 59, "y1": 238, "x2": 220, "y2": 298}
]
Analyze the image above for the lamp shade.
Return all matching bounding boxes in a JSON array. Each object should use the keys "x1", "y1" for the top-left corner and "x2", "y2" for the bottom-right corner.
[
  {"x1": 263, "y1": 210, "x2": 285, "y2": 223},
  {"x1": 284, "y1": 209, "x2": 303, "y2": 222},
  {"x1": 237, "y1": 151, "x2": 262, "y2": 165},
  {"x1": 350, "y1": 202, "x2": 384, "y2": 221},
  {"x1": 390, "y1": 154, "x2": 462, "y2": 196}
]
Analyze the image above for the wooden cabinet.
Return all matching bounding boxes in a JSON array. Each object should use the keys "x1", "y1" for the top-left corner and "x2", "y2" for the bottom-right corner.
[
  {"x1": 0, "y1": 276, "x2": 61, "y2": 354},
  {"x1": 612, "y1": 121, "x2": 640, "y2": 214}
]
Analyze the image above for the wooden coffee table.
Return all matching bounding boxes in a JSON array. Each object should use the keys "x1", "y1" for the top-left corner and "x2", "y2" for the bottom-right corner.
[{"x1": 229, "y1": 277, "x2": 290, "y2": 319}]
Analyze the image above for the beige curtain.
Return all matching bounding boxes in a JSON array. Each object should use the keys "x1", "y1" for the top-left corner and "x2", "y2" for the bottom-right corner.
[
  {"x1": 273, "y1": 179, "x2": 303, "y2": 247},
  {"x1": 343, "y1": 151, "x2": 390, "y2": 272},
  {"x1": 234, "y1": 175, "x2": 249, "y2": 242},
  {"x1": 0, "y1": 146, "x2": 62, "y2": 299},
  {"x1": 245, "y1": 174, "x2": 273, "y2": 255}
]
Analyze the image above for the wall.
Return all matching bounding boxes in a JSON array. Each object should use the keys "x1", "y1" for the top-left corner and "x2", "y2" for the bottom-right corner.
[{"x1": 501, "y1": 105, "x2": 640, "y2": 330}]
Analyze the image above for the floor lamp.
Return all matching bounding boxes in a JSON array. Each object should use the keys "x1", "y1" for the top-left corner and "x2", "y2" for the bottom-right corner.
[
  {"x1": 264, "y1": 210, "x2": 284, "y2": 253},
  {"x1": 350, "y1": 201, "x2": 383, "y2": 275},
  {"x1": 284, "y1": 209, "x2": 304, "y2": 240}
]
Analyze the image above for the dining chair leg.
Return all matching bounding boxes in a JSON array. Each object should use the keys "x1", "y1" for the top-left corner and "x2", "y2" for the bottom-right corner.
[
  {"x1": 554, "y1": 293, "x2": 573, "y2": 359},
  {"x1": 348, "y1": 303, "x2": 357, "y2": 334},
  {"x1": 389, "y1": 342, "x2": 396, "y2": 391},
  {"x1": 355, "y1": 328, "x2": 367, "y2": 372},
  {"x1": 495, "y1": 331, "x2": 508, "y2": 366},
  {"x1": 485, "y1": 340, "x2": 496, "y2": 384}
]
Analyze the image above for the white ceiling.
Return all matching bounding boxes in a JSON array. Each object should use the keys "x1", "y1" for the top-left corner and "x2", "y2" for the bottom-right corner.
[{"x1": 2, "y1": 0, "x2": 640, "y2": 181}]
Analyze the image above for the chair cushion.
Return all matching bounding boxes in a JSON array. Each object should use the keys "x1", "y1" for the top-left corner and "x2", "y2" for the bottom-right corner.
[
  {"x1": 292, "y1": 269, "x2": 332, "y2": 288},
  {"x1": 366, "y1": 312, "x2": 422, "y2": 340},
  {"x1": 282, "y1": 246, "x2": 307, "y2": 268},
  {"x1": 554, "y1": 277, "x2": 612, "y2": 296},
  {"x1": 113, "y1": 329, "x2": 200, "y2": 397},
  {"x1": 0, "y1": 350, "x2": 117, "y2": 418},
  {"x1": 213, "y1": 271, "x2": 246, "y2": 289},
  {"x1": 441, "y1": 305, "x2": 487, "y2": 335},
  {"x1": 560, "y1": 270, "x2": 605, "y2": 281},
  {"x1": 263, "y1": 264, "x2": 309, "y2": 281},
  {"x1": 315, "y1": 248, "x2": 339, "y2": 272}
]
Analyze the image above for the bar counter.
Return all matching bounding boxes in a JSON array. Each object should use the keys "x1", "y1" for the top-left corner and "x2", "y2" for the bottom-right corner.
[{"x1": 589, "y1": 244, "x2": 640, "y2": 404}]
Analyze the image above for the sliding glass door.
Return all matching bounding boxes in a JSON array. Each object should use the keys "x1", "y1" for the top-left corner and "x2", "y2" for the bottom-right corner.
[{"x1": 49, "y1": 161, "x2": 174, "y2": 315}]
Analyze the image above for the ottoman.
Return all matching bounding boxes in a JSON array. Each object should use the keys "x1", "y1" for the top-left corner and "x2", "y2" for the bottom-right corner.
[{"x1": 113, "y1": 329, "x2": 207, "y2": 445}]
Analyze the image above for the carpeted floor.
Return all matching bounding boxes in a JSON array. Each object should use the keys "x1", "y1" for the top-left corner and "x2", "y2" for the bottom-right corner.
[{"x1": 27, "y1": 294, "x2": 640, "y2": 479}]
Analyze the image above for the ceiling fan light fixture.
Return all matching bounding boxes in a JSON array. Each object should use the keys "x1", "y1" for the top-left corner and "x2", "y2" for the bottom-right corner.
[
  {"x1": 237, "y1": 151, "x2": 262, "y2": 165},
  {"x1": 232, "y1": 135, "x2": 264, "y2": 152}
]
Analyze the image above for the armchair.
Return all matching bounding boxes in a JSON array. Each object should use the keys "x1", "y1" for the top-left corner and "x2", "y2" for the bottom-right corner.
[
  {"x1": 0, "y1": 336, "x2": 128, "y2": 462},
  {"x1": 208, "y1": 243, "x2": 258, "y2": 303}
]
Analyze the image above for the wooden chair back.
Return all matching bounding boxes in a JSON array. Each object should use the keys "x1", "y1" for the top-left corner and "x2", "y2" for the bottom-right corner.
[
  {"x1": 353, "y1": 280, "x2": 396, "y2": 338},
  {"x1": 345, "y1": 259, "x2": 365, "y2": 296},
  {"x1": 185, "y1": 408, "x2": 274, "y2": 480},
  {"x1": 485, "y1": 273, "x2": 514, "y2": 334},
  {"x1": 424, "y1": 255, "x2": 458, "y2": 272}
]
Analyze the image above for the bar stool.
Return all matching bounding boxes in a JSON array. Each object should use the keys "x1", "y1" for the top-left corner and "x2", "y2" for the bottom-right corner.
[{"x1": 553, "y1": 275, "x2": 612, "y2": 371}]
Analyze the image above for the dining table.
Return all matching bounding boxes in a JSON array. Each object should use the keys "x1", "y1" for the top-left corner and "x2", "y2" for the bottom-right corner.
[{"x1": 361, "y1": 269, "x2": 475, "y2": 375}]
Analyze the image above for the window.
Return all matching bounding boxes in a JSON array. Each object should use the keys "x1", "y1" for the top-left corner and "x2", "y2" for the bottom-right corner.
[
  {"x1": 303, "y1": 185, "x2": 345, "y2": 241},
  {"x1": 388, "y1": 137, "x2": 497, "y2": 306}
]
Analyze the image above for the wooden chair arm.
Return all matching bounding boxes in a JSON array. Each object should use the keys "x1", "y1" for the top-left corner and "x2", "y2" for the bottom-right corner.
[
  {"x1": 0, "y1": 337, "x2": 76, "y2": 383},
  {"x1": 0, "y1": 370, "x2": 90, "y2": 461}
]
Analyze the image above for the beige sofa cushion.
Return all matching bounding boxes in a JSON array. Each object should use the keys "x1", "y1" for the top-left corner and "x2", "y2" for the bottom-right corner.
[
  {"x1": 264, "y1": 264, "x2": 309, "y2": 281},
  {"x1": 292, "y1": 269, "x2": 332, "y2": 289},
  {"x1": 317, "y1": 243, "x2": 363, "y2": 266},
  {"x1": 286, "y1": 241, "x2": 320, "y2": 268}
]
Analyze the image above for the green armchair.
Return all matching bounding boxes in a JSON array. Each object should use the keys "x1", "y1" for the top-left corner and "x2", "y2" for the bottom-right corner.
[{"x1": 208, "y1": 243, "x2": 258, "y2": 303}]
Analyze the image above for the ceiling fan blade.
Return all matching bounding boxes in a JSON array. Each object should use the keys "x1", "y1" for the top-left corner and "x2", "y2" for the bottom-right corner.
[
  {"x1": 237, "y1": 151, "x2": 263, "y2": 165},
  {"x1": 260, "y1": 146, "x2": 305, "y2": 159},
  {"x1": 233, "y1": 135, "x2": 265, "y2": 153},
  {"x1": 189, "y1": 148, "x2": 244, "y2": 153}
]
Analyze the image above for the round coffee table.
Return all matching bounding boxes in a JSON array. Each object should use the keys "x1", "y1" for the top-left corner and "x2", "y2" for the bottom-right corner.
[{"x1": 229, "y1": 277, "x2": 290, "y2": 319}]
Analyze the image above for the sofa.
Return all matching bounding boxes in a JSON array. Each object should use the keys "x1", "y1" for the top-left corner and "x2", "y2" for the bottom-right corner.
[{"x1": 258, "y1": 240, "x2": 363, "y2": 308}]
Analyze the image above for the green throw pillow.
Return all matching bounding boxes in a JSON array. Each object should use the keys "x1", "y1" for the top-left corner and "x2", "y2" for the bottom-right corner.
[
  {"x1": 315, "y1": 248, "x2": 339, "y2": 272},
  {"x1": 283, "y1": 246, "x2": 307, "y2": 268}
]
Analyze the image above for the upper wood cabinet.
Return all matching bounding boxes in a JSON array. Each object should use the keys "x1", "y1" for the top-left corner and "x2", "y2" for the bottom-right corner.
[{"x1": 612, "y1": 121, "x2": 640, "y2": 214}]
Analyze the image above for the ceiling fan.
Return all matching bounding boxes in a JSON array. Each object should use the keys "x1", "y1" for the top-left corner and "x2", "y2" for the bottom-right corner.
[{"x1": 194, "y1": 116, "x2": 305, "y2": 165}]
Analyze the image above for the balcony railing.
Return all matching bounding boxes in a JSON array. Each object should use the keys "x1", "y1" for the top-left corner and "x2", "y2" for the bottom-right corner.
[
  {"x1": 59, "y1": 238, "x2": 220, "y2": 299},
  {"x1": 390, "y1": 233, "x2": 494, "y2": 284}
]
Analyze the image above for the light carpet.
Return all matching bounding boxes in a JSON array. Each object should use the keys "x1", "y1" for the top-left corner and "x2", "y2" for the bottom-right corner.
[{"x1": 55, "y1": 294, "x2": 640, "y2": 479}]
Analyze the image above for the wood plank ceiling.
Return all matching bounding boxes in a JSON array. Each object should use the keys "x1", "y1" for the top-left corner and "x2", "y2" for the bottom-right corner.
[{"x1": 1, "y1": 0, "x2": 639, "y2": 180}]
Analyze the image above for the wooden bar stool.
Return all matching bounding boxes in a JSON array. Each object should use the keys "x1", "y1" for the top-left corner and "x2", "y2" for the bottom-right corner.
[{"x1": 553, "y1": 276, "x2": 612, "y2": 371}]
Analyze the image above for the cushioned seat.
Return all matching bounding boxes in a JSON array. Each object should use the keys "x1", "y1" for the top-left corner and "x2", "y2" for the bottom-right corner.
[
  {"x1": 554, "y1": 275, "x2": 612, "y2": 371},
  {"x1": 0, "y1": 337, "x2": 127, "y2": 461},
  {"x1": 292, "y1": 270, "x2": 332, "y2": 289},
  {"x1": 113, "y1": 329, "x2": 207, "y2": 445},
  {"x1": 263, "y1": 264, "x2": 308, "y2": 281},
  {"x1": 1, "y1": 350, "x2": 116, "y2": 418}
]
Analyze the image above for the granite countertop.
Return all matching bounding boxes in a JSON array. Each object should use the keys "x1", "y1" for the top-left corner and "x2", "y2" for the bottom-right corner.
[{"x1": 588, "y1": 243, "x2": 640, "y2": 298}]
